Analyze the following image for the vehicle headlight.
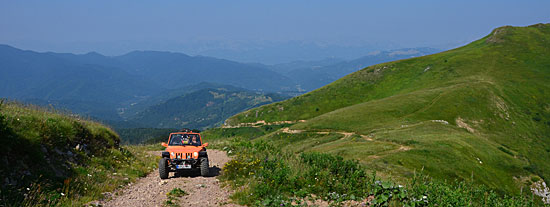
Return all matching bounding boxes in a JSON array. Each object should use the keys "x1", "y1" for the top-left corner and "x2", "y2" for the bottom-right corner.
[
  {"x1": 193, "y1": 152, "x2": 198, "y2": 158},
  {"x1": 170, "y1": 152, "x2": 175, "y2": 156}
]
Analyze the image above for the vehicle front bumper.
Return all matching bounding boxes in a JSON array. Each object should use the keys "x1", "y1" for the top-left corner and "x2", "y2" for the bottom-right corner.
[{"x1": 168, "y1": 158, "x2": 199, "y2": 169}]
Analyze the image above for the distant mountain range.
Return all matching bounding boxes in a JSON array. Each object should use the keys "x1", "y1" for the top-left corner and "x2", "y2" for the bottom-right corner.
[
  {"x1": 0, "y1": 45, "x2": 160, "y2": 106},
  {"x1": 45, "y1": 47, "x2": 296, "y2": 92},
  {"x1": 0, "y1": 44, "x2": 439, "y2": 130},
  {"x1": 177, "y1": 40, "x2": 436, "y2": 64},
  {"x1": 0, "y1": 44, "x2": 295, "y2": 123}
]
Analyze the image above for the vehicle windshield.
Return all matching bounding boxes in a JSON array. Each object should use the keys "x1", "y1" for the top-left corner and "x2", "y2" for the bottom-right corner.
[{"x1": 168, "y1": 134, "x2": 201, "y2": 146}]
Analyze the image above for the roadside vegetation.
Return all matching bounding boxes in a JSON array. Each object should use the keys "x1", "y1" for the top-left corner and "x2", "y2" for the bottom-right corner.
[
  {"x1": 0, "y1": 100, "x2": 158, "y2": 206},
  {"x1": 205, "y1": 126, "x2": 540, "y2": 206}
]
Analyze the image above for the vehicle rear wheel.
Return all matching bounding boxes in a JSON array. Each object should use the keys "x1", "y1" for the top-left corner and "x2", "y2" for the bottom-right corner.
[
  {"x1": 200, "y1": 157, "x2": 209, "y2": 177},
  {"x1": 159, "y1": 158, "x2": 169, "y2": 179}
]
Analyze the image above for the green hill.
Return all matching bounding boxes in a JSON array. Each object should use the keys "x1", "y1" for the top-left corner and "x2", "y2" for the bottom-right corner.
[
  {"x1": 0, "y1": 100, "x2": 157, "y2": 206},
  {"x1": 129, "y1": 87, "x2": 288, "y2": 130},
  {"x1": 224, "y1": 24, "x2": 550, "y2": 194}
]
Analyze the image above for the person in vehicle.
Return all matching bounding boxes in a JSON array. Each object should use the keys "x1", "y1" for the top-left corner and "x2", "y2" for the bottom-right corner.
[
  {"x1": 191, "y1": 137, "x2": 198, "y2": 146},
  {"x1": 181, "y1": 135, "x2": 190, "y2": 144},
  {"x1": 169, "y1": 134, "x2": 200, "y2": 145}
]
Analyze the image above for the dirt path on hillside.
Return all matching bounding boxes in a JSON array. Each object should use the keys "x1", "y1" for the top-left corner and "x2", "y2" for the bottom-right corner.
[
  {"x1": 279, "y1": 128, "x2": 412, "y2": 159},
  {"x1": 94, "y1": 149, "x2": 241, "y2": 207}
]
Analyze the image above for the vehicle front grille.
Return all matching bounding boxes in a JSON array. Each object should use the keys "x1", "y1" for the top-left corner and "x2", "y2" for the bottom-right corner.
[{"x1": 175, "y1": 153, "x2": 193, "y2": 159}]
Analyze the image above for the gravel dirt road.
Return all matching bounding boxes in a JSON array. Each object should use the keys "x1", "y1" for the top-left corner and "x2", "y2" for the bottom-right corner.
[{"x1": 96, "y1": 149, "x2": 241, "y2": 207}]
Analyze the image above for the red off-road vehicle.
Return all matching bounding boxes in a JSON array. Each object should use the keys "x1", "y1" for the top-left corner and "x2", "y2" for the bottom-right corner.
[{"x1": 159, "y1": 130, "x2": 209, "y2": 179}]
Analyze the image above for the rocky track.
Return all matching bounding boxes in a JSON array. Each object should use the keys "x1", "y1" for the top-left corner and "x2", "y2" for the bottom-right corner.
[{"x1": 95, "y1": 149, "x2": 241, "y2": 207}]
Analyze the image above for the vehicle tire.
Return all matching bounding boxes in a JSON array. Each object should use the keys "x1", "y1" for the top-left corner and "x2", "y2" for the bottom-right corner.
[
  {"x1": 200, "y1": 157, "x2": 209, "y2": 177},
  {"x1": 159, "y1": 158, "x2": 169, "y2": 179}
]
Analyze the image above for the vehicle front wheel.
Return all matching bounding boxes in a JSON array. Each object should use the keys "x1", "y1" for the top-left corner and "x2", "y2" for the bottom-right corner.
[
  {"x1": 159, "y1": 157, "x2": 169, "y2": 179},
  {"x1": 200, "y1": 157, "x2": 209, "y2": 177}
]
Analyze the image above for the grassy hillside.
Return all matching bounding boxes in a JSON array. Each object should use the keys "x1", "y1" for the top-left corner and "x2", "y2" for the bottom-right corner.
[
  {"x1": 0, "y1": 100, "x2": 157, "y2": 206},
  {"x1": 224, "y1": 24, "x2": 550, "y2": 196}
]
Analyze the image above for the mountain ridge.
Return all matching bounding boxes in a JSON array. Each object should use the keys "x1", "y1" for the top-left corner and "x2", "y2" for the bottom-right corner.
[{"x1": 0, "y1": 44, "x2": 297, "y2": 121}]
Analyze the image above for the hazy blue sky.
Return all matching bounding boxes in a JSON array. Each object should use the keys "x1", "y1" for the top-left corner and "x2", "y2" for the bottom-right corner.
[{"x1": 1, "y1": 0, "x2": 548, "y2": 63}]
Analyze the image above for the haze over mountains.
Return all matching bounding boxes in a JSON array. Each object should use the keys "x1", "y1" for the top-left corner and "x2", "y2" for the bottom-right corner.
[
  {"x1": 0, "y1": 43, "x2": 438, "y2": 130},
  {"x1": 0, "y1": 44, "x2": 293, "y2": 124}
]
